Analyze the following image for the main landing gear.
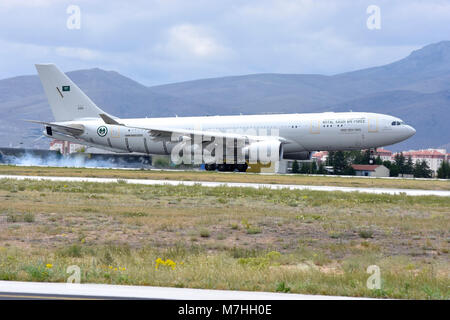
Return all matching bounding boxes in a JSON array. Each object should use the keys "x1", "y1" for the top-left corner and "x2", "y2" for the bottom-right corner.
[{"x1": 205, "y1": 163, "x2": 248, "y2": 172}]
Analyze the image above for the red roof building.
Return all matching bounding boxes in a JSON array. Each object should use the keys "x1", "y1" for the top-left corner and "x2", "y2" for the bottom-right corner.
[
  {"x1": 351, "y1": 164, "x2": 390, "y2": 177},
  {"x1": 395, "y1": 149, "x2": 447, "y2": 174},
  {"x1": 311, "y1": 151, "x2": 328, "y2": 163},
  {"x1": 374, "y1": 148, "x2": 393, "y2": 162}
]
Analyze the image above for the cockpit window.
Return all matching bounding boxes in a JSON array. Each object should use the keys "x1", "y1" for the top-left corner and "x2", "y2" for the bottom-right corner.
[{"x1": 391, "y1": 121, "x2": 403, "y2": 126}]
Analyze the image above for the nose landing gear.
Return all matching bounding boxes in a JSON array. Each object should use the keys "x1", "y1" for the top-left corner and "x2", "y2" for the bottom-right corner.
[{"x1": 369, "y1": 148, "x2": 376, "y2": 164}]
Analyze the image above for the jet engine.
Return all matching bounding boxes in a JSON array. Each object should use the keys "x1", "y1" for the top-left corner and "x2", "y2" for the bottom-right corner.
[
  {"x1": 283, "y1": 151, "x2": 312, "y2": 160},
  {"x1": 243, "y1": 140, "x2": 283, "y2": 163}
]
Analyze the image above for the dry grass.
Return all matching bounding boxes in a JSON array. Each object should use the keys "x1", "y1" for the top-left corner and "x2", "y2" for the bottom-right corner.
[{"x1": 0, "y1": 177, "x2": 448, "y2": 299}]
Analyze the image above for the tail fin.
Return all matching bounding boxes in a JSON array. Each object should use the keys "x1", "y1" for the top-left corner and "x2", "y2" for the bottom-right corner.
[{"x1": 35, "y1": 64, "x2": 110, "y2": 121}]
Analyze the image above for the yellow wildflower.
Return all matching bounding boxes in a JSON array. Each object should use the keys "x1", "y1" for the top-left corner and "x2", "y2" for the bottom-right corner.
[
  {"x1": 46, "y1": 264, "x2": 53, "y2": 269},
  {"x1": 155, "y1": 258, "x2": 177, "y2": 270}
]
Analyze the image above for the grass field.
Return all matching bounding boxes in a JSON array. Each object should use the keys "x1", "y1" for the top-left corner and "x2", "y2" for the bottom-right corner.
[
  {"x1": 0, "y1": 164, "x2": 449, "y2": 190},
  {"x1": 0, "y1": 176, "x2": 448, "y2": 299}
]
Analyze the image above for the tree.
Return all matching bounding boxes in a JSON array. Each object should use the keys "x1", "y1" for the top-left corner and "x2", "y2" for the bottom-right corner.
[
  {"x1": 413, "y1": 160, "x2": 432, "y2": 178},
  {"x1": 394, "y1": 152, "x2": 406, "y2": 175},
  {"x1": 374, "y1": 155, "x2": 383, "y2": 165},
  {"x1": 352, "y1": 150, "x2": 365, "y2": 164},
  {"x1": 343, "y1": 165, "x2": 356, "y2": 176},
  {"x1": 311, "y1": 161, "x2": 317, "y2": 174},
  {"x1": 330, "y1": 151, "x2": 347, "y2": 174},
  {"x1": 404, "y1": 156, "x2": 414, "y2": 174},
  {"x1": 362, "y1": 149, "x2": 372, "y2": 164},
  {"x1": 292, "y1": 160, "x2": 300, "y2": 173},
  {"x1": 300, "y1": 162, "x2": 310, "y2": 174},
  {"x1": 317, "y1": 163, "x2": 326, "y2": 174},
  {"x1": 437, "y1": 161, "x2": 450, "y2": 179}
]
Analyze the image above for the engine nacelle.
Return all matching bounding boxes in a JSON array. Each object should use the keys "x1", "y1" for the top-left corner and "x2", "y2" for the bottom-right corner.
[
  {"x1": 283, "y1": 151, "x2": 312, "y2": 161},
  {"x1": 243, "y1": 140, "x2": 283, "y2": 164}
]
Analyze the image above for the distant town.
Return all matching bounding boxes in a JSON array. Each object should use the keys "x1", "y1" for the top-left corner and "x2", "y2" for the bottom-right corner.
[{"x1": 307, "y1": 148, "x2": 449, "y2": 179}]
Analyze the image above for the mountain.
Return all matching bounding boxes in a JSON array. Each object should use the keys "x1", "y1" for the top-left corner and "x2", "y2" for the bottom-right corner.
[{"x1": 1, "y1": 41, "x2": 450, "y2": 151}]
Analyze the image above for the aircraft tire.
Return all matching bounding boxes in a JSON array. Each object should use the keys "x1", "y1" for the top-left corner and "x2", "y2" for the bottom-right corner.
[
  {"x1": 236, "y1": 163, "x2": 248, "y2": 172},
  {"x1": 225, "y1": 164, "x2": 236, "y2": 172},
  {"x1": 217, "y1": 164, "x2": 227, "y2": 172}
]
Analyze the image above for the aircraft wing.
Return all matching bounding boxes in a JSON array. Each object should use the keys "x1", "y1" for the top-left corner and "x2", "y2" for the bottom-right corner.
[{"x1": 126, "y1": 124, "x2": 286, "y2": 145}]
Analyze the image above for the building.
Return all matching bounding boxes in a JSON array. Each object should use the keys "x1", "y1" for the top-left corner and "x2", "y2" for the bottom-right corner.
[
  {"x1": 311, "y1": 151, "x2": 328, "y2": 164},
  {"x1": 399, "y1": 149, "x2": 447, "y2": 174},
  {"x1": 351, "y1": 164, "x2": 390, "y2": 177},
  {"x1": 375, "y1": 148, "x2": 393, "y2": 162},
  {"x1": 50, "y1": 140, "x2": 85, "y2": 155}
]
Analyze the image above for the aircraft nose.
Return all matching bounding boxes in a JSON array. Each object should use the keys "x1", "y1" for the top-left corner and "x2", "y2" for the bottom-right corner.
[{"x1": 406, "y1": 125, "x2": 416, "y2": 137}]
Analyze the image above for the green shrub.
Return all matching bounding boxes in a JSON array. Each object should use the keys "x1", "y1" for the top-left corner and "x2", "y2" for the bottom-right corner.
[
  {"x1": 276, "y1": 281, "x2": 291, "y2": 293},
  {"x1": 358, "y1": 230, "x2": 374, "y2": 239},
  {"x1": 199, "y1": 229, "x2": 210, "y2": 238},
  {"x1": 23, "y1": 213, "x2": 35, "y2": 223}
]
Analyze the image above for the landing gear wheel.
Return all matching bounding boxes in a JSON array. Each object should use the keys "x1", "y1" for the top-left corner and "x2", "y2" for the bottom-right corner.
[
  {"x1": 236, "y1": 163, "x2": 248, "y2": 172},
  {"x1": 205, "y1": 163, "x2": 217, "y2": 171},
  {"x1": 225, "y1": 164, "x2": 236, "y2": 172},
  {"x1": 217, "y1": 164, "x2": 227, "y2": 172}
]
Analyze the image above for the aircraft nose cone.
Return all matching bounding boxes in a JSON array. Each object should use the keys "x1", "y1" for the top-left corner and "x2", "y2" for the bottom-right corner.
[{"x1": 406, "y1": 125, "x2": 416, "y2": 137}]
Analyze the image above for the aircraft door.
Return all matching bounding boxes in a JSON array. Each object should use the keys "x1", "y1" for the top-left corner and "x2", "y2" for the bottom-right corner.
[
  {"x1": 368, "y1": 116, "x2": 378, "y2": 133},
  {"x1": 310, "y1": 119, "x2": 320, "y2": 134}
]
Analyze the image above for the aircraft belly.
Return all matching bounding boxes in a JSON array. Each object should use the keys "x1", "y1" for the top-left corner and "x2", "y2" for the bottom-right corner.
[
  {"x1": 109, "y1": 137, "x2": 127, "y2": 151},
  {"x1": 146, "y1": 139, "x2": 170, "y2": 155}
]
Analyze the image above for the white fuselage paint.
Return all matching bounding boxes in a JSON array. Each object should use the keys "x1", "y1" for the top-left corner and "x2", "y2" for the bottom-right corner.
[{"x1": 49, "y1": 112, "x2": 416, "y2": 158}]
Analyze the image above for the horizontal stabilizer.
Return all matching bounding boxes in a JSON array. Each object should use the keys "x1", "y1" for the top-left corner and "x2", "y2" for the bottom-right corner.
[{"x1": 25, "y1": 120, "x2": 84, "y2": 136}]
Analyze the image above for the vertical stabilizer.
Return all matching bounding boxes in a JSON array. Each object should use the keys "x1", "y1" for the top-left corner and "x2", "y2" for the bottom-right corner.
[{"x1": 35, "y1": 64, "x2": 110, "y2": 121}]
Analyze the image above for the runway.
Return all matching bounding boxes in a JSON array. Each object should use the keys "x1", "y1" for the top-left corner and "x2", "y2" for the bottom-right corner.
[
  {"x1": 0, "y1": 281, "x2": 366, "y2": 300},
  {"x1": 0, "y1": 174, "x2": 449, "y2": 196}
]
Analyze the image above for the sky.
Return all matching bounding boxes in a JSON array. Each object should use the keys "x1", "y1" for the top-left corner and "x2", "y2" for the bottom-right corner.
[{"x1": 0, "y1": 0, "x2": 449, "y2": 86}]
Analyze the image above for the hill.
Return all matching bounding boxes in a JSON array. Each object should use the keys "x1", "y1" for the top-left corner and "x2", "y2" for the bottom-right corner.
[{"x1": 1, "y1": 41, "x2": 449, "y2": 151}]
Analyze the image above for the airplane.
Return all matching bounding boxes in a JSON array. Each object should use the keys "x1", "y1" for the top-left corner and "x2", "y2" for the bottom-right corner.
[{"x1": 29, "y1": 64, "x2": 416, "y2": 172}]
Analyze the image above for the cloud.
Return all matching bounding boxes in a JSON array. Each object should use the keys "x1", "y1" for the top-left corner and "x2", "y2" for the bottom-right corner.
[
  {"x1": 54, "y1": 46, "x2": 102, "y2": 61},
  {"x1": 156, "y1": 24, "x2": 233, "y2": 60},
  {"x1": 0, "y1": 0, "x2": 448, "y2": 85},
  {"x1": 0, "y1": 0, "x2": 59, "y2": 8}
]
